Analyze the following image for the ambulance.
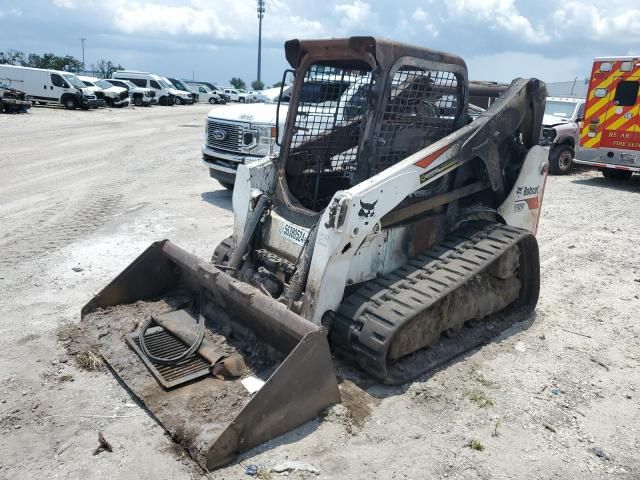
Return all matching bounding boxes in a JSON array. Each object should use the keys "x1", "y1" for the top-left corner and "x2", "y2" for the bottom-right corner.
[{"x1": 575, "y1": 56, "x2": 640, "y2": 179}]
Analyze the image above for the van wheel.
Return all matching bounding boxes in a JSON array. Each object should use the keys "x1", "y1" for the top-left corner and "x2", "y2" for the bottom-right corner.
[
  {"x1": 175, "y1": 97, "x2": 183, "y2": 105},
  {"x1": 239, "y1": 97, "x2": 245, "y2": 103},
  {"x1": 602, "y1": 168, "x2": 632, "y2": 180},
  {"x1": 134, "y1": 96, "x2": 143, "y2": 106},
  {"x1": 549, "y1": 144, "x2": 574, "y2": 175},
  {"x1": 63, "y1": 97, "x2": 78, "y2": 109},
  {"x1": 167, "y1": 97, "x2": 175, "y2": 106},
  {"x1": 209, "y1": 97, "x2": 216, "y2": 104}
]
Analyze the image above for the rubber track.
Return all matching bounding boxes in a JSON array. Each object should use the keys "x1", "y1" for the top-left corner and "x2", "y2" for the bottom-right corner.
[{"x1": 331, "y1": 221, "x2": 538, "y2": 383}]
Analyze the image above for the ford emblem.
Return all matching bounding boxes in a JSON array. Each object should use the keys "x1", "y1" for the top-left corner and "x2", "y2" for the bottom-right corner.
[{"x1": 212, "y1": 129, "x2": 227, "y2": 140}]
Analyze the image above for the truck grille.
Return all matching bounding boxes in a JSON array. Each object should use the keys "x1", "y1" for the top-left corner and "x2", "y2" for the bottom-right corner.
[{"x1": 206, "y1": 120, "x2": 247, "y2": 152}]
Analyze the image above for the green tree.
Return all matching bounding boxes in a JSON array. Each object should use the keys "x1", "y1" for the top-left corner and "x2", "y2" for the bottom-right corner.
[
  {"x1": 229, "y1": 77, "x2": 246, "y2": 90},
  {"x1": 25, "y1": 53, "x2": 82, "y2": 72},
  {"x1": 95, "y1": 59, "x2": 124, "y2": 79},
  {"x1": 0, "y1": 49, "x2": 25, "y2": 65},
  {"x1": 272, "y1": 81, "x2": 284, "y2": 88},
  {"x1": 251, "y1": 79, "x2": 264, "y2": 91}
]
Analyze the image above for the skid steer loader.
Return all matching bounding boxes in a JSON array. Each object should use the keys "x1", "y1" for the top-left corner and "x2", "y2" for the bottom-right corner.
[{"x1": 81, "y1": 37, "x2": 547, "y2": 470}]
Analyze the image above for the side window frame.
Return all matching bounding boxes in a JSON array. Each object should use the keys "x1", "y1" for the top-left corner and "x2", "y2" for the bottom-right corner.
[{"x1": 51, "y1": 74, "x2": 67, "y2": 88}]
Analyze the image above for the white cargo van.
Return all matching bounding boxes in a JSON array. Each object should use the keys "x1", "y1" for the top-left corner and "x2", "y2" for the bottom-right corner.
[
  {"x1": 112, "y1": 70, "x2": 177, "y2": 106},
  {"x1": 0, "y1": 64, "x2": 104, "y2": 109}
]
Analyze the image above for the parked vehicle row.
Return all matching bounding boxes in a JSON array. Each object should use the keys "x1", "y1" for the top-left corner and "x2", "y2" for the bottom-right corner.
[{"x1": 0, "y1": 64, "x2": 235, "y2": 111}]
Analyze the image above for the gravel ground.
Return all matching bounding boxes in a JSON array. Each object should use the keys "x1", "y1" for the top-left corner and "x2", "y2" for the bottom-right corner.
[{"x1": 1, "y1": 105, "x2": 639, "y2": 480}]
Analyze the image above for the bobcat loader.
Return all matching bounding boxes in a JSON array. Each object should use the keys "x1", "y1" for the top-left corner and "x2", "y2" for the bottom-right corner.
[{"x1": 81, "y1": 37, "x2": 548, "y2": 470}]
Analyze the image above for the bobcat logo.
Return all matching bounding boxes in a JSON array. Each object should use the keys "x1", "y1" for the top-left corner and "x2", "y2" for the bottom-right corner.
[{"x1": 358, "y1": 199, "x2": 378, "y2": 225}]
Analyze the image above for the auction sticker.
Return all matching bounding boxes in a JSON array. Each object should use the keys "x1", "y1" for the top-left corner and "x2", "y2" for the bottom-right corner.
[{"x1": 282, "y1": 222, "x2": 307, "y2": 246}]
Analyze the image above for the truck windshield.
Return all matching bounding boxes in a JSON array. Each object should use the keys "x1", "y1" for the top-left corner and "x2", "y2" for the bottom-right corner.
[
  {"x1": 544, "y1": 100, "x2": 578, "y2": 119},
  {"x1": 96, "y1": 80, "x2": 114, "y2": 89},
  {"x1": 63, "y1": 74, "x2": 86, "y2": 89}
]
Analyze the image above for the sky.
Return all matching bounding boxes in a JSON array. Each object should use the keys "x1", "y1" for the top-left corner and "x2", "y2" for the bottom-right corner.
[{"x1": 1, "y1": 0, "x2": 639, "y2": 87}]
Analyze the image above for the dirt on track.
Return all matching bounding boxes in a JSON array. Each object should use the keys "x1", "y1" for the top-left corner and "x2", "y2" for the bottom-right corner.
[{"x1": 1, "y1": 105, "x2": 639, "y2": 480}]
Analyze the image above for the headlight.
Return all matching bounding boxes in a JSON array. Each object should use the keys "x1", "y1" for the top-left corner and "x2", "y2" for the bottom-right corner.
[
  {"x1": 250, "y1": 125, "x2": 277, "y2": 155},
  {"x1": 540, "y1": 128, "x2": 556, "y2": 145}
]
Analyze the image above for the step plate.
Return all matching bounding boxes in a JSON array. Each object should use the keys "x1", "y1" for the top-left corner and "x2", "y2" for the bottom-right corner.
[{"x1": 126, "y1": 328, "x2": 211, "y2": 389}]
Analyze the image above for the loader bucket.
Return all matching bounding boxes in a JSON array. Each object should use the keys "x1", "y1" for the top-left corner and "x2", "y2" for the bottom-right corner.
[{"x1": 81, "y1": 240, "x2": 340, "y2": 470}]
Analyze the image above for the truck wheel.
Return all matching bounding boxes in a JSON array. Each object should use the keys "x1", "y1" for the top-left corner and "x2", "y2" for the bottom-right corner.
[
  {"x1": 218, "y1": 180, "x2": 234, "y2": 190},
  {"x1": 175, "y1": 97, "x2": 183, "y2": 105},
  {"x1": 63, "y1": 96, "x2": 78, "y2": 110},
  {"x1": 211, "y1": 236, "x2": 234, "y2": 265},
  {"x1": 167, "y1": 97, "x2": 175, "y2": 106},
  {"x1": 134, "y1": 96, "x2": 143, "y2": 107},
  {"x1": 602, "y1": 168, "x2": 632, "y2": 180},
  {"x1": 209, "y1": 97, "x2": 216, "y2": 104},
  {"x1": 549, "y1": 144, "x2": 574, "y2": 175},
  {"x1": 239, "y1": 97, "x2": 245, "y2": 103}
]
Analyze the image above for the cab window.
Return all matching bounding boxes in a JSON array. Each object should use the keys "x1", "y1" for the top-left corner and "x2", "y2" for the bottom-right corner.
[
  {"x1": 150, "y1": 80, "x2": 161, "y2": 90},
  {"x1": 199, "y1": 87, "x2": 206, "y2": 93},
  {"x1": 51, "y1": 74, "x2": 68, "y2": 88},
  {"x1": 127, "y1": 78, "x2": 146, "y2": 88},
  {"x1": 576, "y1": 103, "x2": 585, "y2": 120},
  {"x1": 613, "y1": 80, "x2": 639, "y2": 106}
]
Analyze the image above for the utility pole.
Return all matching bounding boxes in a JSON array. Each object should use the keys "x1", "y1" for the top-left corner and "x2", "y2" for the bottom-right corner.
[
  {"x1": 257, "y1": 0, "x2": 265, "y2": 84},
  {"x1": 80, "y1": 38, "x2": 86, "y2": 74}
]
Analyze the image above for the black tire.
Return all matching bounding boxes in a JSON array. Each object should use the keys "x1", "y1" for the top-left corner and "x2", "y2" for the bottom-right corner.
[
  {"x1": 218, "y1": 180, "x2": 234, "y2": 190},
  {"x1": 134, "y1": 96, "x2": 143, "y2": 107},
  {"x1": 548, "y1": 144, "x2": 574, "y2": 175},
  {"x1": 211, "y1": 236, "x2": 234, "y2": 265},
  {"x1": 239, "y1": 97, "x2": 245, "y2": 103},
  {"x1": 175, "y1": 97, "x2": 183, "y2": 105},
  {"x1": 105, "y1": 98, "x2": 112, "y2": 108},
  {"x1": 209, "y1": 97, "x2": 216, "y2": 104},
  {"x1": 602, "y1": 168, "x2": 632, "y2": 180},
  {"x1": 167, "y1": 97, "x2": 175, "y2": 106},
  {"x1": 218, "y1": 99, "x2": 226, "y2": 104},
  {"x1": 63, "y1": 96, "x2": 78, "y2": 110}
]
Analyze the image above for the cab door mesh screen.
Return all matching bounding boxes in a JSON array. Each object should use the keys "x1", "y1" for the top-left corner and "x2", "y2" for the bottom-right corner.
[
  {"x1": 369, "y1": 67, "x2": 460, "y2": 176},
  {"x1": 285, "y1": 64, "x2": 373, "y2": 211}
]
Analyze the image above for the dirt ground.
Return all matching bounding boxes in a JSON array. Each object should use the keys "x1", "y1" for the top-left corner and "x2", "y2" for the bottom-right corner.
[{"x1": 1, "y1": 105, "x2": 639, "y2": 480}]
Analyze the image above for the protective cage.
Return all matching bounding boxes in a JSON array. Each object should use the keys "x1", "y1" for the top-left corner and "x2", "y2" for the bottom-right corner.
[{"x1": 279, "y1": 37, "x2": 468, "y2": 214}]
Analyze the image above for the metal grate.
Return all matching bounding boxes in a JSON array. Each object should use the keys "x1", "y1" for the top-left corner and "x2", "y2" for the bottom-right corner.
[
  {"x1": 286, "y1": 64, "x2": 373, "y2": 211},
  {"x1": 126, "y1": 328, "x2": 211, "y2": 389},
  {"x1": 206, "y1": 120, "x2": 246, "y2": 152},
  {"x1": 369, "y1": 67, "x2": 460, "y2": 177}
]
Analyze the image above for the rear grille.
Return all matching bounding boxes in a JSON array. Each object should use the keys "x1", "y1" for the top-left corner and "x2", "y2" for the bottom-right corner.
[{"x1": 207, "y1": 120, "x2": 247, "y2": 152}]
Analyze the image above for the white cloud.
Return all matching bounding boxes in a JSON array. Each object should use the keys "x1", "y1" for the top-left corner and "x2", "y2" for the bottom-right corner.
[
  {"x1": 335, "y1": 0, "x2": 371, "y2": 29},
  {"x1": 411, "y1": 7, "x2": 439, "y2": 37},
  {"x1": 552, "y1": 0, "x2": 640, "y2": 45},
  {"x1": 52, "y1": 0, "x2": 92, "y2": 7},
  {"x1": 447, "y1": 0, "x2": 549, "y2": 44},
  {"x1": 113, "y1": 3, "x2": 235, "y2": 38}
]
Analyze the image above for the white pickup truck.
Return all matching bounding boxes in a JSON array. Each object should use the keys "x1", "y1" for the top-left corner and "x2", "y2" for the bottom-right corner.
[
  {"x1": 202, "y1": 76, "x2": 369, "y2": 188},
  {"x1": 202, "y1": 103, "x2": 284, "y2": 188},
  {"x1": 539, "y1": 96, "x2": 586, "y2": 174}
]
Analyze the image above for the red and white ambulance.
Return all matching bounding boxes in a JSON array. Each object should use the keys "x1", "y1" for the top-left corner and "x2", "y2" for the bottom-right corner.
[{"x1": 575, "y1": 56, "x2": 640, "y2": 179}]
